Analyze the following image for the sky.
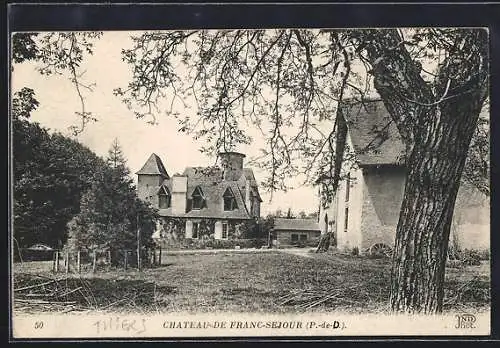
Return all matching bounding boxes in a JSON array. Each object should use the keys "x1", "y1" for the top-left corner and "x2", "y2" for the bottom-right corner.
[{"x1": 11, "y1": 31, "x2": 321, "y2": 216}]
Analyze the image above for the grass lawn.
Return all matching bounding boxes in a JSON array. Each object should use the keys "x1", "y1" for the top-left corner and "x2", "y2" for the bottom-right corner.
[{"x1": 12, "y1": 250, "x2": 490, "y2": 314}]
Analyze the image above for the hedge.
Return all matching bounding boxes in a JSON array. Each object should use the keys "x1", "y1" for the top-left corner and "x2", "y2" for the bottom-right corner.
[{"x1": 157, "y1": 238, "x2": 268, "y2": 250}]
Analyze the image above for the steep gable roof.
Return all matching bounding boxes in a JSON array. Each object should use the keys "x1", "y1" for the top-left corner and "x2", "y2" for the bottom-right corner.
[
  {"x1": 274, "y1": 218, "x2": 320, "y2": 232},
  {"x1": 241, "y1": 168, "x2": 263, "y2": 202},
  {"x1": 183, "y1": 181, "x2": 250, "y2": 219},
  {"x1": 136, "y1": 153, "x2": 169, "y2": 177},
  {"x1": 154, "y1": 165, "x2": 259, "y2": 219},
  {"x1": 340, "y1": 99, "x2": 405, "y2": 166}
]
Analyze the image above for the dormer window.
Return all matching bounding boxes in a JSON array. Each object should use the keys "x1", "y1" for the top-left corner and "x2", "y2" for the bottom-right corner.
[
  {"x1": 192, "y1": 186, "x2": 205, "y2": 210},
  {"x1": 158, "y1": 186, "x2": 171, "y2": 209},
  {"x1": 223, "y1": 187, "x2": 238, "y2": 211}
]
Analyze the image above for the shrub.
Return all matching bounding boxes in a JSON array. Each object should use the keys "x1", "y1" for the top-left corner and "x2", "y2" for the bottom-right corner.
[
  {"x1": 447, "y1": 245, "x2": 461, "y2": 261},
  {"x1": 461, "y1": 249, "x2": 482, "y2": 266},
  {"x1": 477, "y1": 249, "x2": 490, "y2": 261},
  {"x1": 446, "y1": 248, "x2": 487, "y2": 267},
  {"x1": 447, "y1": 259, "x2": 465, "y2": 269},
  {"x1": 160, "y1": 237, "x2": 267, "y2": 250}
]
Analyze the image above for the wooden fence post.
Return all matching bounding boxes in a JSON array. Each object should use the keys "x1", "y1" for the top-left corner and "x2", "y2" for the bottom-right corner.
[
  {"x1": 124, "y1": 251, "x2": 128, "y2": 270},
  {"x1": 158, "y1": 248, "x2": 162, "y2": 266},
  {"x1": 92, "y1": 251, "x2": 97, "y2": 273},
  {"x1": 53, "y1": 251, "x2": 59, "y2": 272},
  {"x1": 107, "y1": 250, "x2": 111, "y2": 266},
  {"x1": 137, "y1": 215, "x2": 142, "y2": 271},
  {"x1": 65, "y1": 251, "x2": 70, "y2": 274},
  {"x1": 77, "y1": 251, "x2": 81, "y2": 273}
]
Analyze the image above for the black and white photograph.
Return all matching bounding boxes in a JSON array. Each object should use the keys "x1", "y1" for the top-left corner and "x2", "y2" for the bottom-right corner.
[{"x1": 9, "y1": 5, "x2": 491, "y2": 339}]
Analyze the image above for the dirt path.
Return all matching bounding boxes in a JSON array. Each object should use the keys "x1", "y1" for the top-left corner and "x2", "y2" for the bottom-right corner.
[
  {"x1": 278, "y1": 247, "x2": 316, "y2": 258},
  {"x1": 163, "y1": 248, "x2": 276, "y2": 256},
  {"x1": 163, "y1": 247, "x2": 318, "y2": 259}
]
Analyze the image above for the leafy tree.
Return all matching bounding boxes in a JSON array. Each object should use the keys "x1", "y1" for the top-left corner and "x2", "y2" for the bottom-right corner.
[
  {"x1": 286, "y1": 208, "x2": 294, "y2": 219},
  {"x1": 12, "y1": 89, "x2": 106, "y2": 248},
  {"x1": 11, "y1": 32, "x2": 103, "y2": 247},
  {"x1": 11, "y1": 33, "x2": 158, "y2": 256},
  {"x1": 66, "y1": 141, "x2": 158, "y2": 257},
  {"x1": 114, "y1": 29, "x2": 488, "y2": 313}
]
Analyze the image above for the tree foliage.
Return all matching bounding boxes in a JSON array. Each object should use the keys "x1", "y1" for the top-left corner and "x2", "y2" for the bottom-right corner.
[
  {"x1": 66, "y1": 141, "x2": 158, "y2": 254},
  {"x1": 115, "y1": 29, "x2": 489, "y2": 199},
  {"x1": 13, "y1": 90, "x2": 106, "y2": 248}
]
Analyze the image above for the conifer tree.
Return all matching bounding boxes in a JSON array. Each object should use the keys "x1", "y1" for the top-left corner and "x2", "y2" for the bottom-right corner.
[{"x1": 66, "y1": 141, "x2": 158, "y2": 258}]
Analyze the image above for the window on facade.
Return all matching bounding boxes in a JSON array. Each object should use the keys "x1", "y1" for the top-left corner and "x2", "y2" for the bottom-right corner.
[
  {"x1": 158, "y1": 186, "x2": 171, "y2": 209},
  {"x1": 344, "y1": 207, "x2": 349, "y2": 232},
  {"x1": 192, "y1": 222, "x2": 199, "y2": 239},
  {"x1": 222, "y1": 223, "x2": 228, "y2": 239},
  {"x1": 345, "y1": 172, "x2": 351, "y2": 202},
  {"x1": 291, "y1": 234, "x2": 298, "y2": 242},
  {"x1": 300, "y1": 234, "x2": 307, "y2": 241},
  {"x1": 192, "y1": 186, "x2": 205, "y2": 210},
  {"x1": 223, "y1": 188, "x2": 238, "y2": 211}
]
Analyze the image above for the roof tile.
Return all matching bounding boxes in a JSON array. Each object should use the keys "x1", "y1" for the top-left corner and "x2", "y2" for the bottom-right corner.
[
  {"x1": 154, "y1": 165, "x2": 261, "y2": 220},
  {"x1": 136, "y1": 153, "x2": 169, "y2": 177},
  {"x1": 340, "y1": 100, "x2": 405, "y2": 166},
  {"x1": 274, "y1": 218, "x2": 320, "y2": 231}
]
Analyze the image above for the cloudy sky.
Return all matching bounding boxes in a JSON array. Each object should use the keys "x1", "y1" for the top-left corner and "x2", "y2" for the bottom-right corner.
[{"x1": 11, "y1": 31, "x2": 321, "y2": 215}]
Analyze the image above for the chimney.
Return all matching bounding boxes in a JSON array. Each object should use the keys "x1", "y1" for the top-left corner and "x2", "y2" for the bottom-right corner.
[
  {"x1": 171, "y1": 174, "x2": 188, "y2": 214},
  {"x1": 219, "y1": 152, "x2": 245, "y2": 181}
]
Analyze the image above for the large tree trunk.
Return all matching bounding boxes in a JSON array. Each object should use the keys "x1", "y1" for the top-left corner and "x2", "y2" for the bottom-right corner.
[
  {"x1": 390, "y1": 96, "x2": 484, "y2": 313},
  {"x1": 352, "y1": 28, "x2": 488, "y2": 313}
]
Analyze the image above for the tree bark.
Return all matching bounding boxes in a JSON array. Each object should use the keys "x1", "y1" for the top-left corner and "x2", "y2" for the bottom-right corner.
[
  {"x1": 390, "y1": 97, "x2": 484, "y2": 313},
  {"x1": 390, "y1": 30, "x2": 488, "y2": 313},
  {"x1": 352, "y1": 29, "x2": 488, "y2": 313}
]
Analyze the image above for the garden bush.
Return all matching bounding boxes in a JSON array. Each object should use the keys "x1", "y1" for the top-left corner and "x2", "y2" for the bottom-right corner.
[
  {"x1": 159, "y1": 237, "x2": 267, "y2": 250},
  {"x1": 446, "y1": 248, "x2": 488, "y2": 267}
]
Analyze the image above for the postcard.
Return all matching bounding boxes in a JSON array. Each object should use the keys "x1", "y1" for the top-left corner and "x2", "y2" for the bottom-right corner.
[{"x1": 9, "y1": 17, "x2": 491, "y2": 339}]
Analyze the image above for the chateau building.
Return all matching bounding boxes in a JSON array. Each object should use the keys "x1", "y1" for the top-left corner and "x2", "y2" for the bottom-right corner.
[{"x1": 137, "y1": 152, "x2": 262, "y2": 241}]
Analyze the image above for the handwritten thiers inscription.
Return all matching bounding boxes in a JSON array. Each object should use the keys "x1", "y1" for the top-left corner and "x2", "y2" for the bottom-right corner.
[{"x1": 93, "y1": 317, "x2": 147, "y2": 335}]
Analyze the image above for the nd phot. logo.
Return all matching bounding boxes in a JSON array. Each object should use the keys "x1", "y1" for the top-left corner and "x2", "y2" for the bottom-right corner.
[{"x1": 455, "y1": 313, "x2": 477, "y2": 329}]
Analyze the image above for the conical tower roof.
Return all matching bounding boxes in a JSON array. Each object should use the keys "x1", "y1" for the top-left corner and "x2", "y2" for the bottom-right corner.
[{"x1": 136, "y1": 153, "x2": 169, "y2": 178}]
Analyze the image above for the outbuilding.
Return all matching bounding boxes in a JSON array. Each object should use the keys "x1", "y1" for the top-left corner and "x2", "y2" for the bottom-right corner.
[{"x1": 272, "y1": 218, "x2": 321, "y2": 247}]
